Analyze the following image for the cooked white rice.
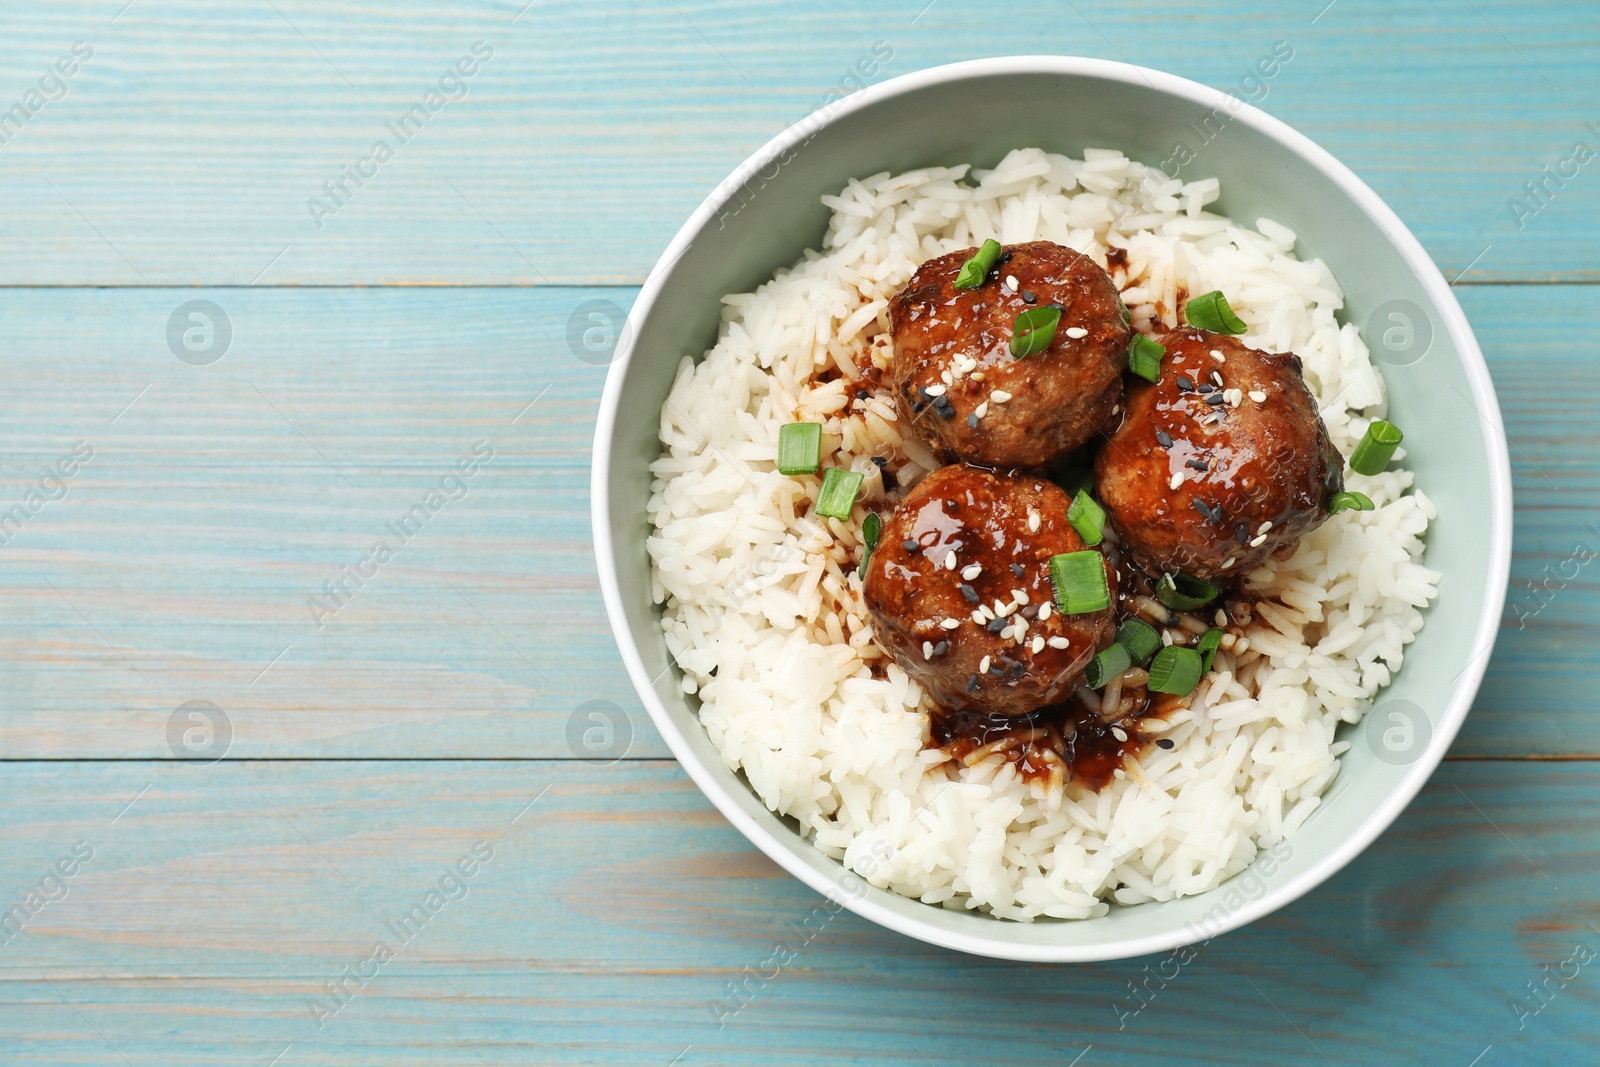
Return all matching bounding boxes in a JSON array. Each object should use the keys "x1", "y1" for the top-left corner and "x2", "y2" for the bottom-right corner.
[{"x1": 645, "y1": 147, "x2": 1439, "y2": 921}]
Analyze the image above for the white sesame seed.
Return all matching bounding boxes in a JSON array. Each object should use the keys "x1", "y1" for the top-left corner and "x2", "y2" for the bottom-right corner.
[
  {"x1": 1038, "y1": 601, "x2": 1052, "y2": 621},
  {"x1": 1249, "y1": 389, "x2": 1267, "y2": 403},
  {"x1": 940, "y1": 617, "x2": 961, "y2": 630},
  {"x1": 1211, "y1": 371, "x2": 1224, "y2": 387},
  {"x1": 1005, "y1": 274, "x2": 1019, "y2": 291},
  {"x1": 1047, "y1": 635, "x2": 1070, "y2": 649},
  {"x1": 1031, "y1": 635, "x2": 1046, "y2": 654},
  {"x1": 1257, "y1": 520, "x2": 1273, "y2": 534},
  {"x1": 1250, "y1": 533, "x2": 1268, "y2": 547},
  {"x1": 1013, "y1": 589, "x2": 1029, "y2": 605},
  {"x1": 1210, "y1": 349, "x2": 1225, "y2": 363},
  {"x1": 1111, "y1": 726, "x2": 1128, "y2": 743},
  {"x1": 1215, "y1": 608, "x2": 1227, "y2": 626},
  {"x1": 1170, "y1": 471, "x2": 1184, "y2": 490},
  {"x1": 974, "y1": 401, "x2": 988, "y2": 418},
  {"x1": 924, "y1": 383, "x2": 947, "y2": 397},
  {"x1": 1221, "y1": 555, "x2": 1236, "y2": 569},
  {"x1": 971, "y1": 371, "x2": 985, "y2": 382},
  {"x1": 979, "y1": 605, "x2": 995, "y2": 622},
  {"x1": 995, "y1": 599, "x2": 1015, "y2": 618},
  {"x1": 940, "y1": 370, "x2": 953, "y2": 385},
  {"x1": 961, "y1": 563, "x2": 983, "y2": 581},
  {"x1": 1229, "y1": 388, "x2": 1244, "y2": 407},
  {"x1": 1064, "y1": 326, "x2": 1089, "y2": 339},
  {"x1": 944, "y1": 550, "x2": 957, "y2": 570},
  {"x1": 1161, "y1": 629, "x2": 1175, "y2": 646},
  {"x1": 922, "y1": 641, "x2": 934, "y2": 660},
  {"x1": 971, "y1": 610, "x2": 985, "y2": 625},
  {"x1": 990, "y1": 389, "x2": 1012, "y2": 403},
  {"x1": 1027, "y1": 510, "x2": 1040, "y2": 533},
  {"x1": 1112, "y1": 404, "x2": 1121, "y2": 415},
  {"x1": 979, "y1": 655, "x2": 991, "y2": 675}
]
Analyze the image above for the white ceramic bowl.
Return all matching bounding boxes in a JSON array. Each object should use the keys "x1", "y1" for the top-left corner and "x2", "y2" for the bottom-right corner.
[{"x1": 593, "y1": 56, "x2": 1511, "y2": 962}]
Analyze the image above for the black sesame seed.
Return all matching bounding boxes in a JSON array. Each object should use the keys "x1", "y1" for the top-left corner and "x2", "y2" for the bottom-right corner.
[
  {"x1": 986, "y1": 617, "x2": 1006, "y2": 634},
  {"x1": 1204, "y1": 393, "x2": 1226, "y2": 406},
  {"x1": 919, "y1": 386, "x2": 933, "y2": 400},
  {"x1": 933, "y1": 641, "x2": 949, "y2": 657},
  {"x1": 1010, "y1": 563, "x2": 1026, "y2": 577},
  {"x1": 967, "y1": 674, "x2": 981, "y2": 693},
  {"x1": 936, "y1": 404, "x2": 956, "y2": 420},
  {"x1": 1020, "y1": 604, "x2": 1038, "y2": 619},
  {"x1": 902, "y1": 539, "x2": 921, "y2": 553},
  {"x1": 1233, "y1": 524, "x2": 1250, "y2": 544},
  {"x1": 1192, "y1": 498, "x2": 1212, "y2": 520},
  {"x1": 1176, "y1": 376, "x2": 1194, "y2": 392},
  {"x1": 1197, "y1": 381, "x2": 1215, "y2": 394},
  {"x1": 912, "y1": 401, "x2": 926, "y2": 413},
  {"x1": 709, "y1": 665, "x2": 718, "y2": 677},
  {"x1": 1156, "y1": 430, "x2": 1173, "y2": 448},
  {"x1": 1156, "y1": 738, "x2": 1175, "y2": 750},
  {"x1": 1022, "y1": 290, "x2": 1037, "y2": 304},
  {"x1": 988, "y1": 660, "x2": 1005, "y2": 675},
  {"x1": 967, "y1": 413, "x2": 979, "y2": 429},
  {"x1": 855, "y1": 388, "x2": 871, "y2": 400},
  {"x1": 1186, "y1": 458, "x2": 1208, "y2": 471},
  {"x1": 959, "y1": 583, "x2": 979, "y2": 603},
  {"x1": 998, "y1": 251, "x2": 1014, "y2": 264},
  {"x1": 871, "y1": 455, "x2": 888, "y2": 468}
]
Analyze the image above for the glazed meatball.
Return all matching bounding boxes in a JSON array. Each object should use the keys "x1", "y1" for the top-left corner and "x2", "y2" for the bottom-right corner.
[
  {"x1": 888, "y1": 241, "x2": 1131, "y2": 468},
  {"x1": 863, "y1": 465, "x2": 1118, "y2": 717},
  {"x1": 1094, "y1": 327, "x2": 1343, "y2": 582}
]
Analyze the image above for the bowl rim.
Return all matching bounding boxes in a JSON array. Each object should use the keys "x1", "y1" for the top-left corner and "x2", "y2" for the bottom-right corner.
[{"x1": 592, "y1": 55, "x2": 1513, "y2": 962}]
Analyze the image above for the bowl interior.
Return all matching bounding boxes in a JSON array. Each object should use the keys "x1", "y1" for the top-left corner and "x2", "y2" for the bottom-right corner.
[{"x1": 600, "y1": 59, "x2": 1507, "y2": 960}]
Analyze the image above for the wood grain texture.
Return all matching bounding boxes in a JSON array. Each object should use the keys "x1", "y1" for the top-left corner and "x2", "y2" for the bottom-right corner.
[
  {"x1": 0, "y1": 284, "x2": 1588, "y2": 757},
  {"x1": 0, "y1": 760, "x2": 1595, "y2": 1065},
  {"x1": 0, "y1": 1, "x2": 1595, "y2": 285}
]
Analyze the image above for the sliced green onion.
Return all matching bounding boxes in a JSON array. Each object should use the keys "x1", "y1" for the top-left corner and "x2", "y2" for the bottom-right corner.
[
  {"x1": 857, "y1": 512, "x2": 883, "y2": 579},
  {"x1": 1148, "y1": 645, "x2": 1204, "y2": 695},
  {"x1": 1049, "y1": 550, "x2": 1111, "y2": 615},
  {"x1": 1115, "y1": 618, "x2": 1162, "y2": 665},
  {"x1": 1328, "y1": 490, "x2": 1375, "y2": 515},
  {"x1": 1184, "y1": 290, "x2": 1248, "y2": 335},
  {"x1": 1120, "y1": 299, "x2": 1131, "y2": 325},
  {"x1": 1197, "y1": 627, "x2": 1225, "y2": 673},
  {"x1": 1128, "y1": 334, "x2": 1165, "y2": 382},
  {"x1": 1085, "y1": 642, "x2": 1132, "y2": 689},
  {"x1": 1348, "y1": 420, "x2": 1403, "y2": 476},
  {"x1": 1009, "y1": 305, "x2": 1063, "y2": 359},
  {"x1": 815, "y1": 468, "x2": 863, "y2": 520},
  {"x1": 953, "y1": 238, "x2": 1003, "y2": 290},
  {"x1": 777, "y1": 422, "x2": 822, "y2": 475},
  {"x1": 1156, "y1": 572, "x2": 1219, "y2": 611},
  {"x1": 1067, "y1": 489, "x2": 1106, "y2": 547}
]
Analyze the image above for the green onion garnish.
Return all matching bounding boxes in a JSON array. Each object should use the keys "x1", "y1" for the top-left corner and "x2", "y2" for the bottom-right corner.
[
  {"x1": 1009, "y1": 305, "x2": 1063, "y2": 359},
  {"x1": 953, "y1": 238, "x2": 1003, "y2": 290},
  {"x1": 1067, "y1": 489, "x2": 1106, "y2": 547},
  {"x1": 778, "y1": 422, "x2": 822, "y2": 475},
  {"x1": 1197, "y1": 627, "x2": 1224, "y2": 673},
  {"x1": 1128, "y1": 334, "x2": 1165, "y2": 382},
  {"x1": 857, "y1": 512, "x2": 882, "y2": 579},
  {"x1": 1085, "y1": 642, "x2": 1132, "y2": 689},
  {"x1": 1328, "y1": 490, "x2": 1375, "y2": 515},
  {"x1": 815, "y1": 468, "x2": 863, "y2": 520},
  {"x1": 1156, "y1": 572, "x2": 1219, "y2": 611},
  {"x1": 1348, "y1": 420, "x2": 1403, "y2": 476},
  {"x1": 1115, "y1": 618, "x2": 1162, "y2": 665},
  {"x1": 1184, "y1": 290, "x2": 1248, "y2": 335},
  {"x1": 1120, "y1": 300, "x2": 1131, "y2": 325},
  {"x1": 1049, "y1": 551, "x2": 1111, "y2": 615},
  {"x1": 1148, "y1": 645, "x2": 1204, "y2": 695}
]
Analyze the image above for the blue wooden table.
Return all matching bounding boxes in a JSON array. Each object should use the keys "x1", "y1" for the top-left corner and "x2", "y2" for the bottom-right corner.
[{"x1": 0, "y1": 2, "x2": 1595, "y2": 1063}]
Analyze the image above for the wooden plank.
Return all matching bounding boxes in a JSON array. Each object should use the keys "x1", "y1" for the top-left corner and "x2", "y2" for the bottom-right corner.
[
  {"x1": 0, "y1": 758, "x2": 1593, "y2": 1064},
  {"x1": 0, "y1": 1, "x2": 1594, "y2": 285},
  {"x1": 0, "y1": 283, "x2": 1590, "y2": 757}
]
